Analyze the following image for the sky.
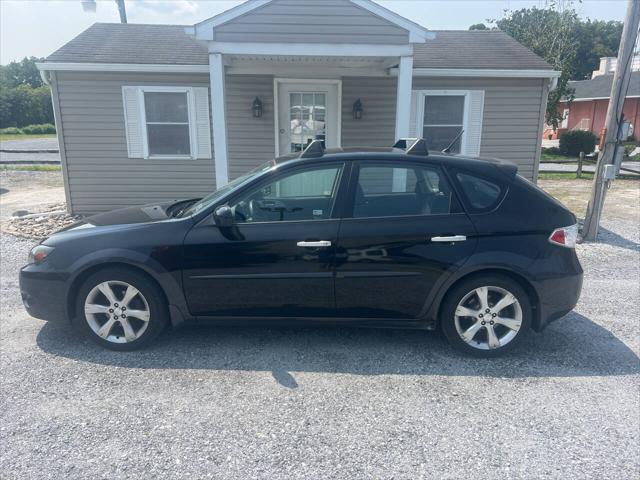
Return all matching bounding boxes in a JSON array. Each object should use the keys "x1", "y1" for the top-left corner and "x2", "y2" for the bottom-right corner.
[{"x1": 0, "y1": 0, "x2": 631, "y2": 64}]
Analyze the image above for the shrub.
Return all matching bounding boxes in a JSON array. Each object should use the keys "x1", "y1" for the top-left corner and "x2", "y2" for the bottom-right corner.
[
  {"x1": 0, "y1": 126, "x2": 23, "y2": 135},
  {"x1": 559, "y1": 130, "x2": 597, "y2": 156},
  {"x1": 544, "y1": 146, "x2": 561, "y2": 156},
  {"x1": 21, "y1": 123, "x2": 55, "y2": 134}
]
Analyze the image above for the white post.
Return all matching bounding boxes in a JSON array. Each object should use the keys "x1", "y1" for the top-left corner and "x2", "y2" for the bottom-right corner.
[
  {"x1": 394, "y1": 55, "x2": 414, "y2": 140},
  {"x1": 209, "y1": 53, "x2": 229, "y2": 187}
]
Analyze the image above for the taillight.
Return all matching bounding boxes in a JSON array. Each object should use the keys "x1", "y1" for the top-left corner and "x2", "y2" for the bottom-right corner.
[{"x1": 548, "y1": 224, "x2": 578, "y2": 248}]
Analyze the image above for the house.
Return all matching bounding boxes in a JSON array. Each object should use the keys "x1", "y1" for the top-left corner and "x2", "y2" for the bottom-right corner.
[
  {"x1": 546, "y1": 71, "x2": 640, "y2": 140},
  {"x1": 37, "y1": 0, "x2": 559, "y2": 215}
]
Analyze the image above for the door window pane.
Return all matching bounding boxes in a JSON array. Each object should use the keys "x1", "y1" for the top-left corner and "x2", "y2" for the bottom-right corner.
[
  {"x1": 354, "y1": 164, "x2": 456, "y2": 218},
  {"x1": 423, "y1": 95, "x2": 465, "y2": 154},
  {"x1": 231, "y1": 166, "x2": 342, "y2": 223},
  {"x1": 144, "y1": 91, "x2": 191, "y2": 156},
  {"x1": 289, "y1": 92, "x2": 326, "y2": 152}
]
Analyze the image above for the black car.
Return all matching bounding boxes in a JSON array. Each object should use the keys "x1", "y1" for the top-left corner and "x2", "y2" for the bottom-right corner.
[{"x1": 20, "y1": 139, "x2": 583, "y2": 357}]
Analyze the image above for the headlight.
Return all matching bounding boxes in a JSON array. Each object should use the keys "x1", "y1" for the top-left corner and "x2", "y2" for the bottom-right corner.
[{"x1": 28, "y1": 245, "x2": 55, "y2": 264}]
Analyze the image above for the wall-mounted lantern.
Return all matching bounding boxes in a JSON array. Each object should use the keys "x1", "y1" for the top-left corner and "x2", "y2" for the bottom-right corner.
[
  {"x1": 252, "y1": 97, "x2": 263, "y2": 118},
  {"x1": 352, "y1": 98, "x2": 363, "y2": 120}
]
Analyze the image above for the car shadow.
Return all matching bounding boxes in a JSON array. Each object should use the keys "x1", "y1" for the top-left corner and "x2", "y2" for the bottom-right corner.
[{"x1": 36, "y1": 311, "x2": 639, "y2": 388}]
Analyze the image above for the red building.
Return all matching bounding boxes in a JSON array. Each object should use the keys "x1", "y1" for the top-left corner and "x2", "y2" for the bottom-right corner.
[{"x1": 544, "y1": 71, "x2": 640, "y2": 140}]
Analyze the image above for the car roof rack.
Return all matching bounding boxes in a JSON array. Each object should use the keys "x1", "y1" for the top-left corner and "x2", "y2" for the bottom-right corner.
[
  {"x1": 393, "y1": 138, "x2": 429, "y2": 156},
  {"x1": 300, "y1": 139, "x2": 325, "y2": 158}
]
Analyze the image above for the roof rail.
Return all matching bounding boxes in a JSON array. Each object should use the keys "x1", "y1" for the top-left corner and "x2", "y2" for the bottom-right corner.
[
  {"x1": 300, "y1": 139, "x2": 325, "y2": 158},
  {"x1": 393, "y1": 138, "x2": 418, "y2": 150}
]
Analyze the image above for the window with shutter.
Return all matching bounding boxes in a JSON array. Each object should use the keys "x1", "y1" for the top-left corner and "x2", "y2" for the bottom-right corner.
[{"x1": 121, "y1": 86, "x2": 212, "y2": 159}]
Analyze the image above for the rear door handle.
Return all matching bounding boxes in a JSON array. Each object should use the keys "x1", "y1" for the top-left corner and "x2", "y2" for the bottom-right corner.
[
  {"x1": 431, "y1": 235, "x2": 467, "y2": 243},
  {"x1": 297, "y1": 240, "x2": 332, "y2": 247}
]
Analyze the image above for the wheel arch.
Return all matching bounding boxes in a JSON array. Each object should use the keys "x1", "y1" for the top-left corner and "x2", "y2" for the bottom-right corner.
[
  {"x1": 431, "y1": 267, "x2": 541, "y2": 330},
  {"x1": 66, "y1": 262, "x2": 171, "y2": 326}
]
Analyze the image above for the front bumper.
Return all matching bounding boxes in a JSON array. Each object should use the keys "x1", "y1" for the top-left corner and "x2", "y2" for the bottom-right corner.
[{"x1": 19, "y1": 266, "x2": 69, "y2": 322}]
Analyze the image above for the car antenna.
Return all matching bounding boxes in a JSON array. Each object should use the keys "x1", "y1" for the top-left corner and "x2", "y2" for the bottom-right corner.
[
  {"x1": 442, "y1": 130, "x2": 464, "y2": 154},
  {"x1": 300, "y1": 139, "x2": 325, "y2": 158}
]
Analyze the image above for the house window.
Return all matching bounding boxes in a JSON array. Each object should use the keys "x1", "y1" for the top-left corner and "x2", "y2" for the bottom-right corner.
[
  {"x1": 422, "y1": 94, "x2": 465, "y2": 153},
  {"x1": 144, "y1": 91, "x2": 191, "y2": 156}
]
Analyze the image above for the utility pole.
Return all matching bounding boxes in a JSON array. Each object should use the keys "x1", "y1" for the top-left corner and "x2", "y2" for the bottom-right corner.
[
  {"x1": 81, "y1": 0, "x2": 127, "y2": 24},
  {"x1": 582, "y1": 0, "x2": 640, "y2": 241}
]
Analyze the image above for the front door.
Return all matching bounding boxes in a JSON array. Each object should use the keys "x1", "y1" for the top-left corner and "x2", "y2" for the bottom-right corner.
[
  {"x1": 277, "y1": 81, "x2": 339, "y2": 155},
  {"x1": 182, "y1": 162, "x2": 347, "y2": 318},
  {"x1": 334, "y1": 160, "x2": 478, "y2": 319}
]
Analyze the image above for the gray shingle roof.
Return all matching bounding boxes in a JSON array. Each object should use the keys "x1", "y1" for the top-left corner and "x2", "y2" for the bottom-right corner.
[
  {"x1": 45, "y1": 23, "x2": 553, "y2": 71},
  {"x1": 569, "y1": 72, "x2": 640, "y2": 100},
  {"x1": 413, "y1": 31, "x2": 553, "y2": 70},
  {"x1": 46, "y1": 23, "x2": 208, "y2": 65}
]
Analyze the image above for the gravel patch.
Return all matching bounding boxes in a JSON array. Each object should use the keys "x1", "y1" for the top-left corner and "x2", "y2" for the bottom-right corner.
[
  {"x1": 3, "y1": 203, "x2": 81, "y2": 239},
  {"x1": 1, "y1": 215, "x2": 638, "y2": 478}
]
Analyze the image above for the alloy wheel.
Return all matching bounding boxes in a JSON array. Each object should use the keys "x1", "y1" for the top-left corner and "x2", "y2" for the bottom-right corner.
[
  {"x1": 84, "y1": 280, "x2": 151, "y2": 344},
  {"x1": 453, "y1": 286, "x2": 523, "y2": 350}
]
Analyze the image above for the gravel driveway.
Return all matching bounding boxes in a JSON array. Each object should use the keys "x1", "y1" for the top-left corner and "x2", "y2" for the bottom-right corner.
[{"x1": 1, "y1": 215, "x2": 638, "y2": 478}]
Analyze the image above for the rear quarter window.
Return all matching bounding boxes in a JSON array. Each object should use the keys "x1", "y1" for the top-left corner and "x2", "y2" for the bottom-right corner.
[{"x1": 454, "y1": 172, "x2": 505, "y2": 213}]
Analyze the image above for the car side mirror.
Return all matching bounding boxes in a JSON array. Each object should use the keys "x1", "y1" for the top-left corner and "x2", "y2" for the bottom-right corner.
[{"x1": 213, "y1": 205, "x2": 234, "y2": 227}]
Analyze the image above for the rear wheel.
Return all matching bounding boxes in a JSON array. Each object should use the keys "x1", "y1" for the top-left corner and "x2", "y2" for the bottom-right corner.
[
  {"x1": 441, "y1": 275, "x2": 532, "y2": 357},
  {"x1": 74, "y1": 267, "x2": 168, "y2": 351}
]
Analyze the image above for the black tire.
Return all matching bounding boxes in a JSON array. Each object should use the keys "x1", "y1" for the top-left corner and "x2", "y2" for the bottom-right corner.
[
  {"x1": 74, "y1": 267, "x2": 168, "y2": 351},
  {"x1": 440, "y1": 274, "x2": 532, "y2": 358}
]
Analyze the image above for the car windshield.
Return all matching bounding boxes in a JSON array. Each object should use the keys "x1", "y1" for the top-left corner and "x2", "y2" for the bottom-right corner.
[{"x1": 179, "y1": 160, "x2": 275, "y2": 217}]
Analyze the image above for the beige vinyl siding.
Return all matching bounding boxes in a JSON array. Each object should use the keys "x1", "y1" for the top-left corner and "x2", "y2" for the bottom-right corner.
[
  {"x1": 341, "y1": 76, "x2": 397, "y2": 148},
  {"x1": 213, "y1": 0, "x2": 409, "y2": 44},
  {"x1": 226, "y1": 75, "x2": 276, "y2": 179},
  {"x1": 55, "y1": 71, "x2": 215, "y2": 215},
  {"x1": 412, "y1": 77, "x2": 546, "y2": 180}
]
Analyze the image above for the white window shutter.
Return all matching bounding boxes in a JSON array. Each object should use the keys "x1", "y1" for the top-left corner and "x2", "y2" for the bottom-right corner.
[
  {"x1": 193, "y1": 87, "x2": 212, "y2": 159},
  {"x1": 409, "y1": 90, "x2": 419, "y2": 138},
  {"x1": 464, "y1": 90, "x2": 485, "y2": 157},
  {"x1": 122, "y1": 86, "x2": 144, "y2": 158}
]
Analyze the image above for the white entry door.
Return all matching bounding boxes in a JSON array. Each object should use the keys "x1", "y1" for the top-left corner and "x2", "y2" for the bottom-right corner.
[{"x1": 277, "y1": 81, "x2": 340, "y2": 155}]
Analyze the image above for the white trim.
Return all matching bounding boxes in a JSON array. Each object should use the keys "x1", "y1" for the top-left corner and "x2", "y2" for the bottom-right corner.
[
  {"x1": 133, "y1": 86, "x2": 197, "y2": 160},
  {"x1": 210, "y1": 53, "x2": 229, "y2": 187},
  {"x1": 570, "y1": 96, "x2": 640, "y2": 102},
  {"x1": 36, "y1": 62, "x2": 209, "y2": 73},
  {"x1": 227, "y1": 65, "x2": 389, "y2": 77},
  {"x1": 273, "y1": 78, "x2": 342, "y2": 157},
  {"x1": 395, "y1": 56, "x2": 413, "y2": 140},
  {"x1": 191, "y1": 0, "x2": 271, "y2": 39},
  {"x1": 208, "y1": 42, "x2": 413, "y2": 57},
  {"x1": 414, "y1": 89, "x2": 478, "y2": 155},
  {"x1": 349, "y1": 0, "x2": 434, "y2": 42},
  {"x1": 392, "y1": 68, "x2": 562, "y2": 79}
]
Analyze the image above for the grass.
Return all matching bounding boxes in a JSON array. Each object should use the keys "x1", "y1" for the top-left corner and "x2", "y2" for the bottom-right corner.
[
  {"x1": 0, "y1": 133, "x2": 56, "y2": 142},
  {"x1": 0, "y1": 165, "x2": 61, "y2": 172},
  {"x1": 540, "y1": 151, "x2": 580, "y2": 162},
  {"x1": 538, "y1": 172, "x2": 594, "y2": 180}
]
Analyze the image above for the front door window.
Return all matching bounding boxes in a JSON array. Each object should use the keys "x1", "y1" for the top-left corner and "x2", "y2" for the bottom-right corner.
[{"x1": 289, "y1": 92, "x2": 326, "y2": 152}]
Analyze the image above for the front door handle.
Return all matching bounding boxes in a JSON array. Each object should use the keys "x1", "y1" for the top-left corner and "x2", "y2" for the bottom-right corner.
[
  {"x1": 431, "y1": 235, "x2": 467, "y2": 243},
  {"x1": 297, "y1": 240, "x2": 332, "y2": 248}
]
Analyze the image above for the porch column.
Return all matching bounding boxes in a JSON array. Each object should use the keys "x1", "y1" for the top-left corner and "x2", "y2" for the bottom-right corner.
[
  {"x1": 394, "y1": 55, "x2": 414, "y2": 140},
  {"x1": 209, "y1": 53, "x2": 229, "y2": 187}
]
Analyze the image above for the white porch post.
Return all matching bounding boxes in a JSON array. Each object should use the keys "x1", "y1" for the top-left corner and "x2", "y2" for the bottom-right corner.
[
  {"x1": 209, "y1": 53, "x2": 229, "y2": 187},
  {"x1": 394, "y1": 55, "x2": 414, "y2": 140}
]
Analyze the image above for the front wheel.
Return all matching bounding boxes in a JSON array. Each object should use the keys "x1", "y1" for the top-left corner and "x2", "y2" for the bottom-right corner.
[
  {"x1": 74, "y1": 267, "x2": 168, "y2": 351},
  {"x1": 441, "y1": 275, "x2": 532, "y2": 357}
]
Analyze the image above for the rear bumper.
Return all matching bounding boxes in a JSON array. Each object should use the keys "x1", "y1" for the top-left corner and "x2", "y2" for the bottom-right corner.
[
  {"x1": 534, "y1": 269, "x2": 583, "y2": 331},
  {"x1": 19, "y1": 267, "x2": 69, "y2": 323}
]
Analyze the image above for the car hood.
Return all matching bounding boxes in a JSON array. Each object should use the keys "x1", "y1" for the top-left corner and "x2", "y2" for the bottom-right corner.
[{"x1": 85, "y1": 202, "x2": 174, "y2": 226}]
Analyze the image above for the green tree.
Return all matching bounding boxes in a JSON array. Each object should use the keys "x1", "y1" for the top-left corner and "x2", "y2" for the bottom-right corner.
[
  {"x1": 492, "y1": 6, "x2": 580, "y2": 129},
  {"x1": 0, "y1": 57, "x2": 44, "y2": 89},
  {"x1": 574, "y1": 20, "x2": 623, "y2": 80},
  {"x1": 469, "y1": 23, "x2": 489, "y2": 31}
]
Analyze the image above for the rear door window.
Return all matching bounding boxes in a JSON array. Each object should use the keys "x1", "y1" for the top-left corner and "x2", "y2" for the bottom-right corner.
[
  {"x1": 455, "y1": 172, "x2": 504, "y2": 212},
  {"x1": 351, "y1": 163, "x2": 460, "y2": 218}
]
